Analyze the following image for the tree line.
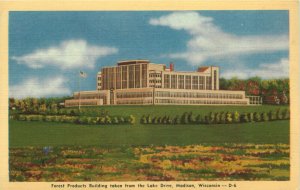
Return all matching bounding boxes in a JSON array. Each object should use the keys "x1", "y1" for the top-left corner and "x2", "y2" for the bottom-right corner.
[{"x1": 220, "y1": 77, "x2": 289, "y2": 104}]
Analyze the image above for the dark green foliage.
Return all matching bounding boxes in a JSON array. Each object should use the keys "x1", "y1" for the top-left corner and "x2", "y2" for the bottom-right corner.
[
  {"x1": 173, "y1": 116, "x2": 180, "y2": 125},
  {"x1": 261, "y1": 112, "x2": 269, "y2": 122},
  {"x1": 233, "y1": 111, "x2": 240, "y2": 123},
  {"x1": 240, "y1": 113, "x2": 249, "y2": 123},
  {"x1": 181, "y1": 112, "x2": 189, "y2": 124},
  {"x1": 220, "y1": 112, "x2": 226, "y2": 124},
  {"x1": 254, "y1": 112, "x2": 261, "y2": 122},
  {"x1": 276, "y1": 109, "x2": 283, "y2": 120},
  {"x1": 268, "y1": 111, "x2": 276, "y2": 121},
  {"x1": 146, "y1": 115, "x2": 152, "y2": 124},
  {"x1": 140, "y1": 115, "x2": 147, "y2": 124},
  {"x1": 248, "y1": 112, "x2": 254, "y2": 122},
  {"x1": 226, "y1": 112, "x2": 233, "y2": 123},
  {"x1": 208, "y1": 112, "x2": 215, "y2": 124},
  {"x1": 282, "y1": 109, "x2": 290, "y2": 120},
  {"x1": 214, "y1": 112, "x2": 221, "y2": 124}
]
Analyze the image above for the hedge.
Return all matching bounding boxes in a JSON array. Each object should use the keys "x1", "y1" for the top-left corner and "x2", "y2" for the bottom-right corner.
[{"x1": 140, "y1": 108, "x2": 290, "y2": 125}]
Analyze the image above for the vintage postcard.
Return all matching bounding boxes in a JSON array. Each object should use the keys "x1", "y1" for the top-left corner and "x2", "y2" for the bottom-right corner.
[{"x1": 0, "y1": 0, "x2": 299, "y2": 190}]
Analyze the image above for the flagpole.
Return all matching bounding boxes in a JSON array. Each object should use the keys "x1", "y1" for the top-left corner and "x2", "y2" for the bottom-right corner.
[{"x1": 78, "y1": 72, "x2": 81, "y2": 112}]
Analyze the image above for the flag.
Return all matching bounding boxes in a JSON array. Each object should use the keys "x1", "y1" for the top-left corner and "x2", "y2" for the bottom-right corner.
[{"x1": 79, "y1": 71, "x2": 87, "y2": 78}]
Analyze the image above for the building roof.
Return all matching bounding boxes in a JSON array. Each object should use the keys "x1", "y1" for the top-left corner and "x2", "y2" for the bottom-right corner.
[
  {"x1": 197, "y1": 67, "x2": 209, "y2": 72},
  {"x1": 117, "y1": 60, "x2": 150, "y2": 66}
]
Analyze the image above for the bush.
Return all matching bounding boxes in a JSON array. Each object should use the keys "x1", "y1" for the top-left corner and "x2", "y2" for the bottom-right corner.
[
  {"x1": 188, "y1": 112, "x2": 195, "y2": 124},
  {"x1": 254, "y1": 112, "x2": 261, "y2": 122},
  {"x1": 152, "y1": 117, "x2": 158, "y2": 124},
  {"x1": 215, "y1": 112, "x2": 221, "y2": 124},
  {"x1": 98, "y1": 117, "x2": 106, "y2": 124},
  {"x1": 195, "y1": 114, "x2": 202, "y2": 124},
  {"x1": 208, "y1": 112, "x2": 215, "y2": 124},
  {"x1": 112, "y1": 116, "x2": 119, "y2": 124},
  {"x1": 276, "y1": 109, "x2": 283, "y2": 120},
  {"x1": 226, "y1": 112, "x2": 233, "y2": 123},
  {"x1": 127, "y1": 115, "x2": 136, "y2": 125},
  {"x1": 240, "y1": 113, "x2": 249, "y2": 123},
  {"x1": 146, "y1": 115, "x2": 152, "y2": 124},
  {"x1": 119, "y1": 116, "x2": 125, "y2": 124},
  {"x1": 233, "y1": 111, "x2": 240, "y2": 123},
  {"x1": 261, "y1": 112, "x2": 269, "y2": 121},
  {"x1": 282, "y1": 109, "x2": 290, "y2": 120},
  {"x1": 268, "y1": 111, "x2": 276, "y2": 121},
  {"x1": 105, "y1": 116, "x2": 112, "y2": 124},
  {"x1": 220, "y1": 112, "x2": 226, "y2": 124},
  {"x1": 181, "y1": 112, "x2": 189, "y2": 124},
  {"x1": 248, "y1": 112, "x2": 254, "y2": 122},
  {"x1": 140, "y1": 115, "x2": 147, "y2": 124},
  {"x1": 173, "y1": 116, "x2": 180, "y2": 125}
]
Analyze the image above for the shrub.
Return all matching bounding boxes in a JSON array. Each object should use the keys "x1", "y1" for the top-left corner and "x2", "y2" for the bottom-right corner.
[
  {"x1": 173, "y1": 116, "x2": 180, "y2": 125},
  {"x1": 140, "y1": 115, "x2": 147, "y2": 124},
  {"x1": 261, "y1": 112, "x2": 269, "y2": 121},
  {"x1": 195, "y1": 114, "x2": 202, "y2": 124},
  {"x1": 152, "y1": 117, "x2": 158, "y2": 124},
  {"x1": 240, "y1": 113, "x2": 249, "y2": 123},
  {"x1": 167, "y1": 116, "x2": 172, "y2": 124},
  {"x1": 208, "y1": 112, "x2": 215, "y2": 124},
  {"x1": 181, "y1": 112, "x2": 189, "y2": 124},
  {"x1": 276, "y1": 109, "x2": 283, "y2": 120},
  {"x1": 282, "y1": 109, "x2": 290, "y2": 120},
  {"x1": 233, "y1": 111, "x2": 240, "y2": 123},
  {"x1": 127, "y1": 115, "x2": 136, "y2": 125},
  {"x1": 105, "y1": 116, "x2": 112, "y2": 124},
  {"x1": 112, "y1": 116, "x2": 119, "y2": 124},
  {"x1": 119, "y1": 116, "x2": 125, "y2": 124},
  {"x1": 157, "y1": 117, "x2": 162, "y2": 124},
  {"x1": 248, "y1": 112, "x2": 254, "y2": 122},
  {"x1": 220, "y1": 112, "x2": 226, "y2": 124},
  {"x1": 162, "y1": 116, "x2": 168, "y2": 124},
  {"x1": 98, "y1": 117, "x2": 106, "y2": 124},
  {"x1": 254, "y1": 112, "x2": 261, "y2": 122},
  {"x1": 214, "y1": 112, "x2": 221, "y2": 124},
  {"x1": 146, "y1": 115, "x2": 152, "y2": 124},
  {"x1": 79, "y1": 116, "x2": 88, "y2": 124},
  {"x1": 268, "y1": 111, "x2": 276, "y2": 121},
  {"x1": 226, "y1": 112, "x2": 233, "y2": 123},
  {"x1": 188, "y1": 112, "x2": 195, "y2": 124}
]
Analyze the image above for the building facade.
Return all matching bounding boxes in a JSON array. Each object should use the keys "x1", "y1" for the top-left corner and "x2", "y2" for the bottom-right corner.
[{"x1": 65, "y1": 60, "x2": 261, "y2": 107}]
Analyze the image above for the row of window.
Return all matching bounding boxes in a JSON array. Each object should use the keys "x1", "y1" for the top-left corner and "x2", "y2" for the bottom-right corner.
[
  {"x1": 116, "y1": 99, "x2": 153, "y2": 105},
  {"x1": 163, "y1": 74, "x2": 213, "y2": 90},
  {"x1": 155, "y1": 91, "x2": 243, "y2": 99},
  {"x1": 116, "y1": 92, "x2": 153, "y2": 98},
  {"x1": 155, "y1": 99, "x2": 248, "y2": 105}
]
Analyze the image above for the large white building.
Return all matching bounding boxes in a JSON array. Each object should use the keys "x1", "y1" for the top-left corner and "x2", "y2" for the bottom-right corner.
[{"x1": 65, "y1": 60, "x2": 261, "y2": 107}]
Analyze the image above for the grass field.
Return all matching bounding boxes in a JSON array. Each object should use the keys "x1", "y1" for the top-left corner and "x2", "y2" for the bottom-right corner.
[{"x1": 9, "y1": 120, "x2": 289, "y2": 147}]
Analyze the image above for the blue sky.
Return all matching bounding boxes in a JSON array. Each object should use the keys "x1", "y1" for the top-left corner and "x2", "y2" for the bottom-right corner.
[{"x1": 9, "y1": 11, "x2": 289, "y2": 98}]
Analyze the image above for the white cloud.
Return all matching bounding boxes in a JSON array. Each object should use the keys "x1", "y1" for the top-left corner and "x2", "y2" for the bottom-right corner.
[
  {"x1": 149, "y1": 12, "x2": 288, "y2": 66},
  {"x1": 9, "y1": 76, "x2": 71, "y2": 98},
  {"x1": 12, "y1": 39, "x2": 118, "y2": 69},
  {"x1": 221, "y1": 58, "x2": 289, "y2": 79}
]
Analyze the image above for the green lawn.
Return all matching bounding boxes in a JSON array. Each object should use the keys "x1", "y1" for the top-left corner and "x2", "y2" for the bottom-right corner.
[{"x1": 9, "y1": 120, "x2": 289, "y2": 147}]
